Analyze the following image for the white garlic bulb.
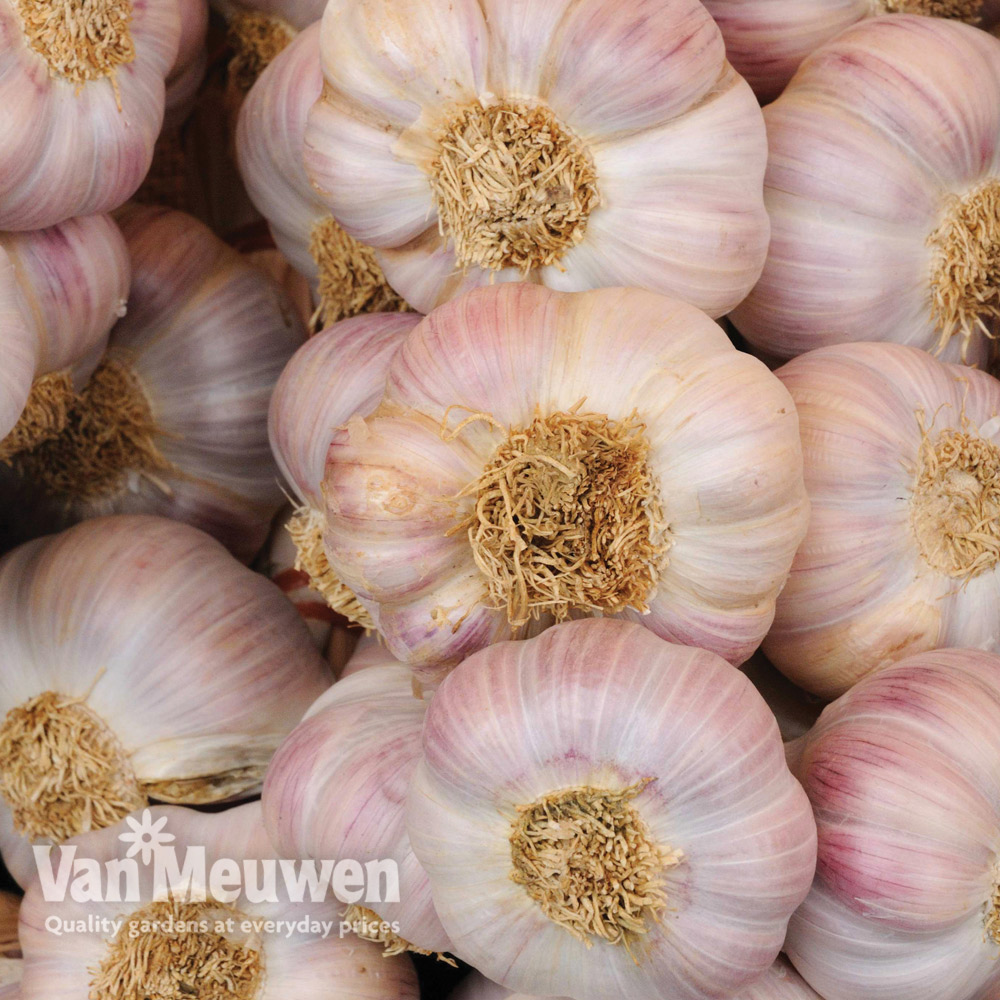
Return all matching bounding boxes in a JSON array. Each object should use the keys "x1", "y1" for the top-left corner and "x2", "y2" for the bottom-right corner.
[
  {"x1": 237, "y1": 23, "x2": 409, "y2": 328},
  {"x1": 0, "y1": 216, "x2": 129, "y2": 463},
  {"x1": 269, "y1": 311, "x2": 419, "y2": 622},
  {"x1": 322, "y1": 284, "x2": 808, "y2": 678},
  {"x1": 304, "y1": 0, "x2": 769, "y2": 316},
  {"x1": 18, "y1": 802, "x2": 420, "y2": 1000},
  {"x1": 786, "y1": 648, "x2": 1000, "y2": 1000},
  {"x1": 0, "y1": 0, "x2": 181, "y2": 230},
  {"x1": 0, "y1": 514, "x2": 331, "y2": 887},
  {"x1": 765, "y1": 341, "x2": 1000, "y2": 698},
  {"x1": 407, "y1": 619, "x2": 817, "y2": 999},
  {"x1": 263, "y1": 664, "x2": 452, "y2": 956},
  {"x1": 9, "y1": 205, "x2": 306, "y2": 562},
  {"x1": 730, "y1": 16, "x2": 1000, "y2": 366}
]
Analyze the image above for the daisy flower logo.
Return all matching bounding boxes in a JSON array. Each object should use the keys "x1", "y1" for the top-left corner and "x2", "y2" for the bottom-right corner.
[{"x1": 118, "y1": 810, "x2": 176, "y2": 865}]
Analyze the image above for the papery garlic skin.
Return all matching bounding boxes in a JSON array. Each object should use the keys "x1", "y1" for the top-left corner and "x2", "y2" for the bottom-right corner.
[
  {"x1": 323, "y1": 284, "x2": 809, "y2": 676},
  {"x1": 0, "y1": 216, "x2": 130, "y2": 449},
  {"x1": 304, "y1": 0, "x2": 769, "y2": 317},
  {"x1": 786, "y1": 648, "x2": 1000, "y2": 1000},
  {"x1": 765, "y1": 341, "x2": 1000, "y2": 698},
  {"x1": 0, "y1": 514, "x2": 331, "y2": 888},
  {"x1": 407, "y1": 619, "x2": 816, "y2": 1000},
  {"x1": 263, "y1": 666, "x2": 451, "y2": 954},
  {"x1": 18, "y1": 803, "x2": 419, "y2": 1000},
  {"x1": 0, "y1": 0, "x2": 181, "y2": 230},
  {"x1": 237, "y1": 24, "x2": 409, "y2": 327},
  {"x1": 452, "y1": 957, "x2": 821, "y2": 1000},
  {"x1": 703, "y1": 0, "x2": 997, "y2": 104},
  {"x1": 731, "y1": 17, "x2": 1000, "y2": 365},
  {"x1": 12, "y1": 205, "x2": 306, "y2": 562}
]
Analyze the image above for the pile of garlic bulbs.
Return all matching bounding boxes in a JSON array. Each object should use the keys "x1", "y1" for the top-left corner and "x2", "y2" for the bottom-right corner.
[{"x1": 1, "y1": 1, "x2": 1000, "y2": 999}]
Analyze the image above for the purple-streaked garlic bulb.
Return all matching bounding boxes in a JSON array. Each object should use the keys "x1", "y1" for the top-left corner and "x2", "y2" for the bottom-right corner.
[
  {"x1": 0, "y1": 217, "x2": 129, "y2": 464},
  {"x1": 263, "y1": 664, "x2": 452, "y2": 958},
  {"x1": 766, "y1": 341, "x2": 1000, "y2": 698},
  {"x1": 269, "y1": 311, "x2": 419, "y2": 625},
  {"x1": 162, "y1": 0, "x2": 209, "y2": 129},
  {"x1": 9, "y1": 205, "x2": 305, "y2": 562},
  {"x1": 18, "y1": 802, "x2": 419, "y2": 1000},
  {"x1": 237, "y1": 24, "x2": 410, "y2": 329},
  {"x1": 0, "y1": 515, "x2": 331, "y2": 887},
  {"x1": 407, "y1": 619, "x2": 817, "y2": 1000},
  {"x1": 0, "y1": 0, "x2": 181, "y2": 230},
  {"x1": 786, "y1": 647, "x2": 1000, "y2": 1000},
  {"x1": 731, "y1": 17, "x2": 1000, "y2": 366},
  {"x1": 451, "y1": 957, "x2": 821, "y2": 1000},
  {"x1": 322, "y1": 284, "x2": 809, "y2": 679},
  {"x1": 703, "y1": 0, "x2": 999, "y2": 105},
  {"x1": 304, "y1": 0, "x2": 769, "y2": 316}
]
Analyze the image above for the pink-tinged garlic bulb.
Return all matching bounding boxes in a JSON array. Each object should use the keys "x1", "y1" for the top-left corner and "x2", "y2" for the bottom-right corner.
[
  {"x1": 10, "y1": 205, "x2": 305, "y2": 562},
  {"x1": 237, "y1": 25, "x2": 410, "y2": 329},
  {"x1": 340, "y1": 633, "x2": 396, "y2": 678},
  {"x1": 452, "y1": 957, "x2": 821, "y2": 1000},
  {"x1": 304, "y1": 0, "x2": 769, "y2": 317},
  {"x1": 269, "y1": 311, "x2": 419, "y2": 624},
  {"x1": 19, "y1": 802, "x2": 420, "y2": 1000},
  {"x1": 260, "y1": 503, "x2": 338, "y2": 649},
  {"x1": 0, "y1": 217, "x2": 130, "y2": 464},
  {"x1": 0, "y1": 0, "x2": 181, "y2": 230},
  {"x1": 162, "y1": 0, "x2": 209, "y2": 128},
  {"x1": 731, "y1": 17, "x2": 1000, "y2": 366},
  {"x1": 785, "y1": 648, "x2": 1000, "y2": 1000},
  {"x1": 408, "y1": 620, "x2": 817, "y2": 999},
  {"x1": 0, "y1": 515, "x2": 331, "y2": 888},
  {"x1": 263, "y1": 665, "x2": 452, "y2": 958},
  {"x1": 323, "y1": 284, "x2": 809, "y2": 678},
  {"x1": 765, "y1": 341, "x2": 1000, "y2": 698},
  {"x1": 703, "y1": 0, "x2": 998, "y2": 105}
]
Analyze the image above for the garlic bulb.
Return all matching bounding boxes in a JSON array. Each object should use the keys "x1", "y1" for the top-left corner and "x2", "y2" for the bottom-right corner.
[
  {"x1": 18, "y1": 802, "x2": 420, "y2": 1000},
  {"x1": 322, "y1": 284, "x2": 809, "y2": 677},
  {"x1": 730, "y1": 16, "x2": 1000, "y2": 365},
  {"x1": 304, "y1": 0, "x2": 769, "y2": 317},
  {"x1": 262, "y1": 664, "x2": 452, "y2": 956},
  {"x1": 0, "y1": 0, "x2": 181, "y2": 230},
  {"x1": 269, "y1": 311, "x2": 419, "y2": 623},
  {"x1": 163, "y1": 0, "x2": 209, "y2": 128},
  {"x1": 10, "y1": 205, "x2": 305, "y2": 562},
  {"x1": 407, "y1": 619, "x2": 817, "y2": 999},
  {"x1": 703, "y1": 0, "x2": 998, "y2": 105},
  {"x1": 0, "y1": 514, "x2": 331, "y2": 888},
  {"x1": 785, "y1": 647, "x2": 1000, "y2": 1000},
  {"x1": 764, "y1": 341, "x2": 1000, "y2": 698},
  {"x1": 237, "y1": 24, "x2": 409, "y2": 329},
  {"x1": 340, "y1": 633, "x2": 397, "y2": 678},
  {"x1": 452, "y1": 958, "x2": 821, "y2": 1000},
  {"x1": 0, "y1": 216, "x2": 129, "y2": 463}
]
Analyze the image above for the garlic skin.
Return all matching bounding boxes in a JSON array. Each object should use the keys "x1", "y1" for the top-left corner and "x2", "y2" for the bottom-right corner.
[
  {"x1": 765, "y1": 341, "x2": 1000, "y2": 698},
  {"x1": 304, "y1": 0, "x2": 769, "y2": 317},
  {"x1": 262, "y1": 665, "x2": 452, "y2": 955},
  {"x1": 0, "y1": 216, "x2": 130, "y2": 453},
  {"x1": 0, "y1": 515, "x2": 331, "y2": 888},
  {"x1": 237, "y1": 24, "x2": 409, "y2": 328},
  {"x1": 162, "y1": 0, "x2": 209, "y2": 128},
  {"x1": 786, "y1": 648, "x2": 1000, "y2": 1000},
  {"x1": 323, "y1": 284, "x2": 809, "y2": 677},
  {"x1": 730, "y1": 17, "x2": 1000, "y2": 366},
  {"x1": 12, "y1": 205, "x2": 306, "y2": 562},
  {"x1": 0, "y1": 0, "x2": 181, "y2": 231},
  {"x1": 268, "y1": 310, "x2": 419, "y2": 621},
  {"x1": 452, "y1": 958, "x2": 821, "y2": 1000},
  {"x1": 18, "y1": 802, "x2": 420, "y2": 1000},
  {"x1": 703, "y1": 0, "x2": 997, "y2": 104},
  {"x1": 407, "y1": 619, "x2": 817, "y2": 1000},
  {"x1": 340, "y1": 633, "x2": 397, "y2": 678}
]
